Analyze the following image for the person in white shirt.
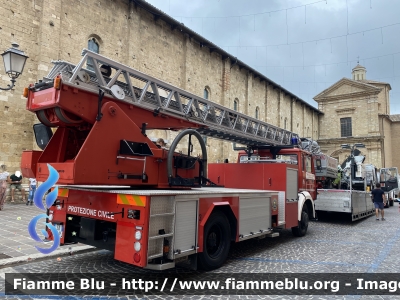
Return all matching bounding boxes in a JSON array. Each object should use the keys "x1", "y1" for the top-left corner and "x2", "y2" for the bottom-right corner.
[
  {"x1": 27, "y1": 178, "x2": 37, "y2": 206},
  {"x1": 0, "y1": 165, "x2": 9, "y2": 210}
]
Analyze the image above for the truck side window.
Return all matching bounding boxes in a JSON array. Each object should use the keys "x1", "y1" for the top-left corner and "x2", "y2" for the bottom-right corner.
[{"x1": 304, "y1": 155, "x2": 312, "y2": 173}]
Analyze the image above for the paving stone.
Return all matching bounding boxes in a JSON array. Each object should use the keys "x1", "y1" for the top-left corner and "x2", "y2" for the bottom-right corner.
[{"x1": 0, "y1": 203, "x2": 94, "y2": 263}]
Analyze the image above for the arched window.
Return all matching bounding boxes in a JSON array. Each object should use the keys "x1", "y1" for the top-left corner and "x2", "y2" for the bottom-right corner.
[
  {"x1": 87, "y1": 38, "x2": 99, "y2": 70},
  {"x1": 204, "y1": 87, "x2": 210, "y2": 99},
  {"x1": 234, "y1": 99, "x2": 239, "y2": 111},
  {"x1": 255, "y1": 107, "x2": 259, "y2": 119},
  {"x1": 88, "y1": 38, "x2": 99, "y2": 53}
]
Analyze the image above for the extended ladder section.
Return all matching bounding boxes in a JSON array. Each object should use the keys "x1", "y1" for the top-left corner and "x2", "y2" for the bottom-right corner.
[{"x1": 43, "y1": 49, "x2": 299, "y2": 148}]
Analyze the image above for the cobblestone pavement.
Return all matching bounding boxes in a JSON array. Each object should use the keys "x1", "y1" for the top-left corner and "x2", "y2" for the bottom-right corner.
[
  {"x1": 0, "y1": 202, "x2": 94, "y2": 266},
  {"x1": 1, "y1": 203, "x2": 400, "y2": 299}
]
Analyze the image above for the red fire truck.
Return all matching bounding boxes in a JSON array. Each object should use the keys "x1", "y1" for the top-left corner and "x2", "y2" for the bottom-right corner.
[{"x1": 21, "y1": 50, "x2": 316, "y2": 270}]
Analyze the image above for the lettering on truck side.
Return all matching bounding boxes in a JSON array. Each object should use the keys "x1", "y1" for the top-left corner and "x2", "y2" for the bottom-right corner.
[
  {"x1": 67, "y1": 205, "x2": 115, "y2": 220},
  {"x1": 306, "y1": 172, "x2": 315, "y2": 180}
]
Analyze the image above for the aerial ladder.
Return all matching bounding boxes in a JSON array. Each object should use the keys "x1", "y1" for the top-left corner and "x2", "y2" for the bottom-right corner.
[{"x1": 22, "y1": 49, "x2": 300, "y2": 188}]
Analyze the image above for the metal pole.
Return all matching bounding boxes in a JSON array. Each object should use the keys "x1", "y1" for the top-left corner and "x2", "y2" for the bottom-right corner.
[{"x1": 350, "y1": 146, "x2": 353, "y2": 194}]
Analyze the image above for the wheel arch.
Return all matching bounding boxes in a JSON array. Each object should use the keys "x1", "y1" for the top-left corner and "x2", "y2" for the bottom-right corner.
[
  {"x1": 212, "y1": 205, "x2": 237, "y2": 242},
  {"x1": 198, "y1": 203, "x2": 237, "y2": 252},
  {"x1": 298, "y1": 191, "x2": 315, "y2": 220}
]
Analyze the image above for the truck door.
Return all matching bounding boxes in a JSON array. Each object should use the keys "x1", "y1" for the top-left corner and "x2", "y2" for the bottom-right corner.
[{"x1": 302, "y1": 154, "x2": 316, "y2": 199}]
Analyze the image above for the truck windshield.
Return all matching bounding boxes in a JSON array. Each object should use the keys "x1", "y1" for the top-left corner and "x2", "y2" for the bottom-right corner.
[
  {"x1": 380, "y1": 168, "x2": 398, "y2": 183},
  {"x1": 276, "y1": 154, "x2": 298, "y2": 165},
  {"x1": 239, "y1": 154, "x2": 298, "y2": 164},
  {"x1": 239, "y1": 155, "x2": 260, "y2": 162}
]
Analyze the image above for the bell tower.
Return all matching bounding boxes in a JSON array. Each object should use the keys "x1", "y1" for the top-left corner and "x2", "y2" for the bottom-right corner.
[{"x1": 352, "y1": 63, "x2": 366, "y2": 81}]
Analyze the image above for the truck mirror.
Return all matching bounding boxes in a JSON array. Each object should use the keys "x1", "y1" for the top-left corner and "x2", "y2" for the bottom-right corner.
[
  {"x1": 316, "y1": 159, "x2": 321, "y2": 169},
  {"x1": 33, "y1": 123, "x2": 53, "y2": 150}
]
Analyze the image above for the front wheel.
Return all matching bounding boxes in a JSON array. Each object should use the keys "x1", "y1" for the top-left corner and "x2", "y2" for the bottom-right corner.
[
  {"x1": 292, "y1": 206, "x2": 309, "y2": 237},
  {"x1": 198, "y1": 211, "x2": 231, "y2": 270}
]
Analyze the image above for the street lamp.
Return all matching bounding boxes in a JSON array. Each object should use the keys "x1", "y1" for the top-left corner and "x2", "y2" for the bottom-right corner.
[
  {"x1": 0, "y1": 43, "x2": 28, "y2": 91},
  {"x1": 341, "y1": 143, "x2": 365, "y2": 192}
]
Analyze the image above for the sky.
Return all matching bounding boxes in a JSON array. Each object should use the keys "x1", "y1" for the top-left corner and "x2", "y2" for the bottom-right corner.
[{"x1": 144, "y1": 0, "x2": 400, "y2": 115}]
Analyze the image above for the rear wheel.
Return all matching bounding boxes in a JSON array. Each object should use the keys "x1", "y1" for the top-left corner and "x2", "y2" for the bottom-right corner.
[
  {"x1": 292, "y1": 206, "x2": 309, "y2": 237},
  {"x1": 198, "y1": 211, "x2": 231, "y2": 270}
]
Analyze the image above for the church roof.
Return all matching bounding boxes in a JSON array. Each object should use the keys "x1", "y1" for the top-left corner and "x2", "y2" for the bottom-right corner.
[
  {"x1": 314, "y1": 76, "x2": 391, "y2": 101},
  {"x1": 389, "y1": 114, "x2": 400, "y2": 122},
  {"x1": 352, "y1": 64, "x2": 366, "y2": 70},
  {"x1": 313, "y1": 77, "x2": 381, "y2": 101},
  {"x1": 358, "y1": 79, "x2": 391, "y2": 87}
]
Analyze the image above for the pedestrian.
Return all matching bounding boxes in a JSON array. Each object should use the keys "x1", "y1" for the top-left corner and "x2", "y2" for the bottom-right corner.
[
  {"x1": 156, "y1": 138, "x2": 168, "y2": 149},
  {"x1": 0, "y1": 165, "x2": 9, "y2": 210},
  {"x1": 8, "y1": 171, "x2": 26, "y2": 203},
  {"x1": 371, "y1": 183, "x2": 386, "y2": 221},
  {"x1": 27, "y1": 178, "x2": 37, "y2": 206}
]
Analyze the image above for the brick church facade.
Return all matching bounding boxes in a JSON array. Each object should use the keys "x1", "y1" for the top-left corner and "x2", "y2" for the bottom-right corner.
[{"x1": 314, "y1": 64, "x2": 400, "y2": 169}]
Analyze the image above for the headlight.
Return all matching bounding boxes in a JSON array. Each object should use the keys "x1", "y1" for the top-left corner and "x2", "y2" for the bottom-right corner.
[
  {"x1": 134, "y1": 242, "x2": 141, "y2": 252},
  {"x1": 135, "y1": 230, "x2": 142, "y2": 241}
]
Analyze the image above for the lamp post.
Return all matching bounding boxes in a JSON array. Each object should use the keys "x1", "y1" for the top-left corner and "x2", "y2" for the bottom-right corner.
[
  {"x1": 0, "y1": 43, "x2": 28, "y2": 91},
  {"x1": 341, "y1": 143, "x2": 365, "y2": 193}
]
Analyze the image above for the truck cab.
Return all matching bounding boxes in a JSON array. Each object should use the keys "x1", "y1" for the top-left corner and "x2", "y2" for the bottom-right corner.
[
  {"x1": 379, "y1": 167, "x2": 399, "y2": 206},
  {"x1": 208, "y1": 146, "x2": 316, "y2": 237},
  {"x1": 235, "y1": 147, "x2": 316, "y2": 200}
]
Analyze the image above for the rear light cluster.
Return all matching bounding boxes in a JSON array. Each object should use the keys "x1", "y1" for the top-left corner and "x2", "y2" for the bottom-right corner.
[
  {"x1": 48, "y1": 210, "x2": 54, "y2": 221},
  {"x1": 133, "y1": 227, "x2": 142, "y2": 263}
]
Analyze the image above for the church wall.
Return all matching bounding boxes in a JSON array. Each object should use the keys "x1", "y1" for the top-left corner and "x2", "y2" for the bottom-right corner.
[
  {"x1": 391, "y1": 121, "x2": 400, "y2": 170},
  {"x1": 382, "y1": 117, "x2": 393, "y2": 167},
  {"x1": 291, "y1": 100, "x2": 303, "y2": 134},
  {"x1": 375, "y1": 83, "x2": 390, "y2": 115}
]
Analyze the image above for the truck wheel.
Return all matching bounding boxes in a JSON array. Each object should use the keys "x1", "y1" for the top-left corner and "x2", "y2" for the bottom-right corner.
[
  {"x1": 198, "y1": 211, "x2": 231, "y2": 270},
  {"x1": 292, "y1": 206, "x2": 309, "y2": 237}
]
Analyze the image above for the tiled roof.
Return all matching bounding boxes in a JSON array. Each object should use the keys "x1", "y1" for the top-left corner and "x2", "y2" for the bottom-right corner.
[
  {"x1": 359, "y1": 79, "x2": 390, "y2": 85},
  {"x1": 352, "y1": 64, "x2": 366, "y2": 70},
  {"x1": 389, "y1": 114, "x2": 400, "y2": 122}
]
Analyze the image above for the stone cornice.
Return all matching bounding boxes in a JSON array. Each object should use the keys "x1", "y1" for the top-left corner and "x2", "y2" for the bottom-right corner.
[
  {"x1": 317, "y1": 135, "x2": 383, "y2": 143},
  {"x1": 316, "y1": 90, "x2": 380, "y2": 101},
  {"x1": 335, "y1": 107, "x2": 356, "y2": 114}
]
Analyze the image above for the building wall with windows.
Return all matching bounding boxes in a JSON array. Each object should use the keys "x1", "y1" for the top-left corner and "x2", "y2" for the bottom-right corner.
[
  {"x1": 0, "y1": 0, "x2": 321, "y2": 172},
  {"x1": 314, "y1": 64, "x2": 398, "y2": 169}
]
